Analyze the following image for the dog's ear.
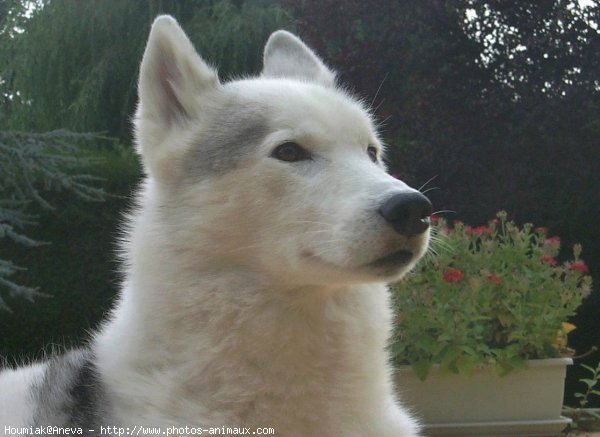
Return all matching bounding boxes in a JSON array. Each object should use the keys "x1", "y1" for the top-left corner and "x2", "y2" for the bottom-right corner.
[
  {"x1": 262, "y1": 30, "x2": 336, "y2": 88},
  {"x1": 135, "y1": 15, "x2": 219, "y2": 181},
  {"x1": 137, "y1": 15, "x2": 219, "y2": 123}
]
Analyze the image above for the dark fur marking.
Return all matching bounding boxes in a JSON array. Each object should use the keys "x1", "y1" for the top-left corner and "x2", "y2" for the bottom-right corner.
[
  {"x1": 30, "y1": 349, "x2": 110, "y2": 433},
  {"x1": 182, "y1": 101, "x2": 270, "y2": 181}
]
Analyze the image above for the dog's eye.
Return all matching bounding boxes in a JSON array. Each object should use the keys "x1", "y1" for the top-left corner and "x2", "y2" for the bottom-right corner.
[
  {"x1": 271, "y1": 142, "x2": 311, "y2": 162},
  {"x1": 367, "y1": 145, "x2": 378, "y2": 163}
]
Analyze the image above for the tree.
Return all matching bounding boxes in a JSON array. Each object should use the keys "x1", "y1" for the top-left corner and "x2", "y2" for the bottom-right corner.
[
  {"x1": 463, "y1": 0, "x2": 599, "y2": 98},
  {"x1": 1, "y1": 3, "x2": 107, "y2": 310},
  {"x1": 0, "y1": 130, "x2": 106, "y2": 311},
  {"x1": 1, "y1": 0, "x2": 292, "y2": 141}
]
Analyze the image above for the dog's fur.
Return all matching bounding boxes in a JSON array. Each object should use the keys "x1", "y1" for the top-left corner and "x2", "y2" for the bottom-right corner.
[{"x1": 0, "y1": 16, "x2": 429, "y2": 436}]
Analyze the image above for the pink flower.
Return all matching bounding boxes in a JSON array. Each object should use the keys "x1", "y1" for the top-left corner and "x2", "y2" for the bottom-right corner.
[
  {"x1": 540, "y1": 255, "x2": 557, "y2": 266},
  {"x1": 570, "y1": 262, "x2": 589, "y2": 275},
  {"x1": 443, "y1": 268, "x2": 464, "y2": 283},
  {"x1": 546, "y1": 236, "x2": 561, "y2": 246},
  {"x1": 430, "y1": 214, "x2": 440, "y2": 224}
]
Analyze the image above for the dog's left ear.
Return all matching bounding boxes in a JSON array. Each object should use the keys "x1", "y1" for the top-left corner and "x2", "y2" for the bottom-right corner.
[{"x1": 262, "y1": 30, "x2": 336, "y2": 87}]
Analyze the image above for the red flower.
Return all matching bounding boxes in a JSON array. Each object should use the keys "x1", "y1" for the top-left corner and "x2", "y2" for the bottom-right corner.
[
  {"x1": 487, "y1": 274, "x2": 502, "y2": 285},
  {"x1": 443, "y1": 268, "x2": 464, "y2": 283},
  {"x1": 540, "y1": 255, "x2": 557, "y2": 266},
  {"x1": 570, "y1": 262, "x2": 589, "y2": 274},
  {"x1": 546, "y1": 236, "x2": 561, "y2": 246},
  {"x1": 430, "y1": 214, "x2": 440, "y2": 224},
  {"x1": 466, "y1": 226, "x2": 492, "y2": 236}
]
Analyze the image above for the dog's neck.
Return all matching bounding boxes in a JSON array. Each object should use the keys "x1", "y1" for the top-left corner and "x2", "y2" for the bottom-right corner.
[
  {"x1": 98, "y1": 264, "x2": 392, "y2": 355},
  {"x1": 95, "y1": 270, "x2": 395, "y2": 424}
]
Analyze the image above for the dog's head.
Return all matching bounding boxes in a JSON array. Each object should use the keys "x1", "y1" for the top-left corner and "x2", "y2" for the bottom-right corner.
[{"x1": 135, "y1": 16, "x2": 431, "y2": 286}]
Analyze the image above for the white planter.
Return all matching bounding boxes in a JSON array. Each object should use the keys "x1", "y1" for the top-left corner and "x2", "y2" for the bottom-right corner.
[{"x1": 395, "y1": 358, "x2": 573, "y2": 436}]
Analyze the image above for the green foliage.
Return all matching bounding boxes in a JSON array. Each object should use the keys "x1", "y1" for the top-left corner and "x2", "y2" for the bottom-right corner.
[
  {"x1": 0, "y1": 0, "x2": 293, "y2": 140},
  {"x1": 563, "y1": 361, "x2": 600, "y2": 431},
  {"x1": 0, "y1": 146, "x2": 140, "y2": 355},
  {"x1": 573, "y1": 362, "x2": 600, "y2": 408},
  {"x1": 390, "y1": 212, "x2": 593, "y2": 380},
  {"x1": 0, "y1": 130, "x2": 106, "y2": 310}
]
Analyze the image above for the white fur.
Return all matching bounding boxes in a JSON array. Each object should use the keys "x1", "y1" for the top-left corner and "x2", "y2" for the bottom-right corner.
[
  {"x1": 0, "y1": 363, "x2": 45, "y2": 427},
  {"x1": 1, "y1": 16, "x2": 427, "y2": 435}
]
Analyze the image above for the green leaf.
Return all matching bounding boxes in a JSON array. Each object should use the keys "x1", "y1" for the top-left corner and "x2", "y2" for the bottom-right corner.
[
  {"x1": 412, "y1": 360, "x2": 431, "y2": 381},
  {"x1": 390, "y1": 342, "x2": 406, "y2": 356},
  {"x1": 581, "y1": 364, "x2": 596, "y2": 373},
  {"x1": 462, "y1": 345, "x2": 477, "y2": 356},
  {"x1": 586, "y1": 410, "x2": 600, "y2": 419},
  {"x1": 581, "y1": 378, "x2": 597, "y2": 389},
  {"x1": 439, "y1": 347, "x2": 459, "y2": 372},
  {"x1": 456, "y1": 354, "x2": 478, "y2": 376}
]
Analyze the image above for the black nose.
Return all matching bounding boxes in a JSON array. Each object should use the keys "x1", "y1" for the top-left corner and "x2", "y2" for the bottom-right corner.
[{"x1": 379, "y1": 192, "x2": 432, "y2": 236}]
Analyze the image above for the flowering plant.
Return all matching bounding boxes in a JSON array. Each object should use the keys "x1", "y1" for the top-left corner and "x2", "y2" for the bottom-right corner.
[{"x1": 391, "y1": 211, "x2": 593, "y2": 380}]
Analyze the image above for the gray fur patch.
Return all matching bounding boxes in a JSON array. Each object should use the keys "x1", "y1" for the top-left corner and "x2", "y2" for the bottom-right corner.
[
  {"x1": 182, "y1": 101, "x2": 270, "y2": 181},
  {"x1": 29, "y1": 349, "x2": 110, "y2": 431}
]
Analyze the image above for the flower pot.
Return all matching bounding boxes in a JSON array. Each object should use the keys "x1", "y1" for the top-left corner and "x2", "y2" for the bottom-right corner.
[{"x1": 395, "y1": 358, "x2": 573, "y2": 436}]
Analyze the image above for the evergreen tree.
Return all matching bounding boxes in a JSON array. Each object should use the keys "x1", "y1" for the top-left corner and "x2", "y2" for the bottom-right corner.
[
  {"x1": 1, "y1": 2, "x2": 107, "y2": 310},
  {"x1": 1, "y1": 0, "x2": 292, "y2": 140},
  {"x1": 0, "y1": 130, "x2": 106, "y2": 311}
]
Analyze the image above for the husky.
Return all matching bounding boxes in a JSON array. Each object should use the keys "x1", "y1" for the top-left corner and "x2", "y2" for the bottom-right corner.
[{"x1": 0, "y1": 15, "x2": 432, "y2": 436}]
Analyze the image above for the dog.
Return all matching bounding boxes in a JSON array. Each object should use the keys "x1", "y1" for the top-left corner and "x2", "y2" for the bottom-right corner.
[{"x1": 0, "y1": 15, "x2": 431, "y2": 436}]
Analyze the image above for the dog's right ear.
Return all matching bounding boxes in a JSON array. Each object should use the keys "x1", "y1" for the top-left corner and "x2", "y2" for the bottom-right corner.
[
  {"x1": 137, "y1": 15, "x2": 219, "y2": 123},
  {"x1": 135, "y1": 16, "x2": 219, "y2": 180}
]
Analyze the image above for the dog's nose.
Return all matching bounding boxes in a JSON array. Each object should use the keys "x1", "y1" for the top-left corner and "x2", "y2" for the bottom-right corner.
[{"x1": 379, "y1": 192, "x2": 432, "y2": 237}]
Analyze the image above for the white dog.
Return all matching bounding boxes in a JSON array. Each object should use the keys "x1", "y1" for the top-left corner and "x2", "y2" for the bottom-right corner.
[{"x1": 0, "y1": 16, "x2": 432, "y2": 436}]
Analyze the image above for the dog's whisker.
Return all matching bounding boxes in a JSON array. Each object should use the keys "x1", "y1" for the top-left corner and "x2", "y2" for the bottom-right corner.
[
  {"x1": 379, "y1": 114, "x2": 392, "y2": 126},
  {"x1": 431, "y1": 209, "x2": 457, "y2": 216},
  {"x1": 418, "y1": 175, "x2": 438, "y2": 192},
  {"x1": 372, "y1": 98, "x2": 386, "y2": 115},
  {"x1": 421, "y1": 187, "x2": 440, "y2": 195},
  {"x1": 370, "y1": 72, "x2": 389, "y2": 109},
  {"x1": 429, "y1": 235, "x2": 454, "y2": 254}
]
